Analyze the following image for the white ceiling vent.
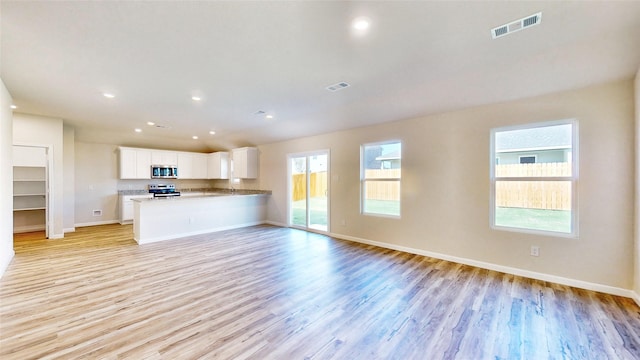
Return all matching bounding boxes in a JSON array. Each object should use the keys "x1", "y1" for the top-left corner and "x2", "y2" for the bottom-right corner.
[
  {"x1": 326, "y1": 82, "x2": 350, "y2": 92},
  {"x1": 491, "y1": 12, "x2": 541, "y2": 39}
]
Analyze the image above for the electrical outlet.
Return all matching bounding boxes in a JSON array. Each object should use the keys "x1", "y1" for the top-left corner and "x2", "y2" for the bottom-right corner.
[
  {"x1": 530, "y1": 245, "x2": 540, "y2": 257},
  {"x1": 189, "y1": 217, "x2": 195, "y2": 224},
  {"x1": 92, "y1": 210, "x2": 102, "y2": 217},
  {"x1": 341, "y1": 219, "x2": 346, "y2": 226}
]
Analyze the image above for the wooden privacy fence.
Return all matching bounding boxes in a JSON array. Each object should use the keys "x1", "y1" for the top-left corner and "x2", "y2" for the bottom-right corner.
[
  {"x1": 293, "y1": 163, "x2": 571, "y2": 210},
  {"x1": 495, "y1": 162, "x2": 572, "y2": 210},
  {"x1": 291, "y1": 172, "x2": 328, "y2": 201},
  {"x1": 364, "y1": 169, "x2": 401, "y2": 201},
  {"x1": 495, "y1": 181, "x2": 571, "y2": 210}
]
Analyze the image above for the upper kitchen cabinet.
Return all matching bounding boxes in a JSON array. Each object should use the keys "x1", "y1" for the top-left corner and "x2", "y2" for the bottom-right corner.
[
  {"x1": 232, "y1": 147, "x2": 258, "y2": 179},
  {"x1": 192, "y1": 153, "x2": 208, "y2": 179},
  {"x1": 177, "y1": 152, "x2": 208, "y2": 179},
  {"x1": 119, "y1": 147, "x2": 151, "y2": 179},
  {"x1": 207, "y1": 152, "x2": 229, "y2": 179},
  {"x1": 151, "y1": 150, "x2": 178, "y2": 166}
]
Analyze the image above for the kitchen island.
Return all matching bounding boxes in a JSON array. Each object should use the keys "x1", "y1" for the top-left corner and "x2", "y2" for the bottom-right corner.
[{"x1": 132, "y1": 191, "x2": 270, "y2": 244}]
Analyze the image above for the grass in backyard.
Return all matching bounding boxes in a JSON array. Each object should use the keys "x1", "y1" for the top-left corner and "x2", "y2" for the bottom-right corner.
[{"x1": 495, "y1": 207, "x2": 571, "y2": 233}]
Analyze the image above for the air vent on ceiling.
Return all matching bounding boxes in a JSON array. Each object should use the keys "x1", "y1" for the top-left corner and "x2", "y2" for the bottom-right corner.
[
  {"x1": 326, "y1": 82, "x2": 350, "y2": 92},
  {"x1": 491, "y1": 12, "x2": 541, "y2": 39}
]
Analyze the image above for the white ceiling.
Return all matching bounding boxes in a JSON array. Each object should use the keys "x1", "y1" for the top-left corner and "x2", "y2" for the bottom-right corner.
[{"x1": 2, "y1": 1, "x2": 640, "y2": 152}]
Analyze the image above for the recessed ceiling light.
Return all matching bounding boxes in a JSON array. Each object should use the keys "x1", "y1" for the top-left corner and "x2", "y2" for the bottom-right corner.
[
  {"x1": 265, "y1": 115, "x2": 274, "y2": 119},
  {"x1": 147, "y1": 121, "x2": 155, "y2": 126},
  {"x1": 192, "y1": 135, "x2": 198, "y2": 140},
  {"x1": 209, "y1": 131, "x2": 216, "y2": 135},
  {"x1": 192, "y1": 96, "x2": 201, "y2": 101},
  {"x1": 10, "y1": 105, "x2": 17, "y2": 109},
  {"x1": 352, "y1": 17, "x2": 370, "y2": 31},
  {"x1": 103, "y1": 93, "x2": 115, "y2": 98},
  {"x1": 134, "y1": 128, "x2": 142, "y2": 133}
]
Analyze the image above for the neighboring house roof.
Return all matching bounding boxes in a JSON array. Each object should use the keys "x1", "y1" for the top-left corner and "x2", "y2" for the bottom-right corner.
[
  {"x1": 496, "y1": 124, "x2": 572, "y2": 152},
  {"x1": 376, "y1": 150, "x2": 401, "y2": 161}
]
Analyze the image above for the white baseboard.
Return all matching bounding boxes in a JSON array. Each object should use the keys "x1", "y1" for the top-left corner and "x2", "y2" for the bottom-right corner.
[
  {"x1": 632, "y1": 291, "x2": 640, "y2": 307},
  {"x1": 264, "y1": 220, "x2": 287, "y2": 227},
  {"x1": 0, "y1": 249, "x2": 15, "y2": 279},
  {"x1": 64, "y1": 227, "x2": 76, "y2": 233},
  {"x1": 330, "y1": 231, "x2": 636, "y2": 300},
  {"x1": 75, "y1": 220, "x2": 120, "y2": 228},
  {"x1": 13, "y1": 225, "x2": 45, "y2": 233}
]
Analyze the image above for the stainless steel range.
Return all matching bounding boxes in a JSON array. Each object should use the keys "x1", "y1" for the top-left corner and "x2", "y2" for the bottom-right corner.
[{"x1": 148, "y1": 184, "x2": 180, "y2": 198}]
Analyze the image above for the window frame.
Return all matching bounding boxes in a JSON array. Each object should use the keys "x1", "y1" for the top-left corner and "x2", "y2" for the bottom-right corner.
[
  {"x1": 490, "y1": 119, "x2": 578, "y2": 237},
  {"x1": 360, "y1": 140, "x2": 402, "y2": 218}
]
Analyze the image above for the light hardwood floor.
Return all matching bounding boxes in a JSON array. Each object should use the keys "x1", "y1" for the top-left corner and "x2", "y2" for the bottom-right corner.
[{"x1": 1, "y1": 224, "x2": 639, "y2": 359}]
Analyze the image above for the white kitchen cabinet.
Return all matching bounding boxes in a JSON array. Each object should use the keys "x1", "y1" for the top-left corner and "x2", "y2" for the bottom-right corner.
[
  {"x1": 119, "y1": 147, "x2": 151, "y2": 179},
  {"x1": 192, "y1": 153, "x2": 208, "y2": 179},
  {"x1": 177, "y1": 152, "x2": 193, "y2": 179},
  {"x1": 207, "y1": 152, "x2": 229, "y2": 179},
  {"x1": 178, "y1": 152, "x2": 208, "y2": 179},
  {"x1": 232, "y1": 147, "x2": 258, "y2": 179},
  {"x1": 119, "y1": 193, "x2": 153, "y2": 224},
  {"x1": 151, "y1": 150, "x2": 178, "y2": 166}
]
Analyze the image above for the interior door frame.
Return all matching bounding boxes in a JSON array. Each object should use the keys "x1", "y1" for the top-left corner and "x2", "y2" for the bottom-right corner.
[
  {"x1": 13, "y1": 143, "x2": 53, "y2": 239},
  {"x1": 286, "y1": 149, "x2": 330, "y2": 234}
]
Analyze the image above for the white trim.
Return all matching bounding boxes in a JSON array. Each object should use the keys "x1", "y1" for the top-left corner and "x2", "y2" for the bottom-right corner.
[
  {"x1": 490, "y1": 119, "x2": 578, "y2": 237},
  {"x1": 63, "y1": 227, "x2": 75, "y2": 233},
  {"x1": 329, "y1": 231, "x2": 636, "y2": 299},
  {"x1": 264, "y1": 220, "x2": 287, "y2": 227},
  {"x1": 286, "y1": 149, "x2": 330, "y2": 232},
  {"x1": 75, "y1": 220, "x2": 120, "y2": 228},
  {"x1": 135, "y1": 221, "x2": 266, "y2": 245},
  {"x1": 361, "y1": 140, "x2": 402, "y2": 217},
  {"x1": 0, "y1": 249, "x2": 15, "y2": 277},
  {"x1": 497, "y1": 145, "x2": 571, "y2": 153},
  {"x1": 632, "y1": 291, "x2": 640, "y2": 307}
]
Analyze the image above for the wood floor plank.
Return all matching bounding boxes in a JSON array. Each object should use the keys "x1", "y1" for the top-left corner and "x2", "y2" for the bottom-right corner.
[{"x1": 1, "y1": 224, "x2": 640, "y2": 359}]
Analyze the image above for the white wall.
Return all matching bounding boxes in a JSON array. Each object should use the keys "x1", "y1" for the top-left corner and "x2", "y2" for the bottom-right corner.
[
  {"x1": 635, "y1": 68, "x2": 640, "y2": 299},
  {"x1": 0, "y1": 78, "x2": 15, "y2": 277},
  {"x1": 75, "y1": 142, "x2": 119, "y2": 226},
  {"x1": 13, "y1": 113, "x2": 65, "y2": 238},
  {"x1": 259, "y1": 79, "x2": 635, "y2": 292},
  {"x1": 63, "y1": 125, "x2": 75, "y2": 232}
]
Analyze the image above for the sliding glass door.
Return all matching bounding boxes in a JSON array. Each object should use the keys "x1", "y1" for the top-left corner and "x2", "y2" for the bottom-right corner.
[{"x1": 288, "y1": 151, "x2": 329, "y2": 232}]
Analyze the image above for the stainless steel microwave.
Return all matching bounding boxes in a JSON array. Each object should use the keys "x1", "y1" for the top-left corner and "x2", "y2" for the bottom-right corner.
[{"x1": 151, "y1": 165, "x2": 178, "y2": 179}]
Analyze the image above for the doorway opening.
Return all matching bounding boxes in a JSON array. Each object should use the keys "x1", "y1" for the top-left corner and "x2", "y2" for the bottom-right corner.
[{"x1": 288, "y1": 151, "x2": 329, "y2": 232}]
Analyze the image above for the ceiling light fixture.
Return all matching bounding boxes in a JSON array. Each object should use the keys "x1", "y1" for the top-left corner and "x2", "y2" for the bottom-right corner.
[
  {"x1": 192, "y1": 135, "x2": 198, "y2": 140},
  {"x1": 134, "y1": 128, "x2": 142, "y2": 133},
  {"x1": 352, "y1": 17, "x2": 371, "y2": 31},
  {"x1": 10, "y1": 105, "x2": 17, "y2": 109},
  {"x1": 192, "y1": 96, "x2": 202, "y2": 101},
  {"x1": 147, "y1": 121, "x2": 155, "y2": 126},
  {"x1": 209, "y1": 131, "x2": 216, "y2": 135},
  {"x1": 103, "y1": 93, "x2": 115, "y2": 98},
  {"x1": 265, "y1": 115, "x2": 274, "y2": 119}
]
